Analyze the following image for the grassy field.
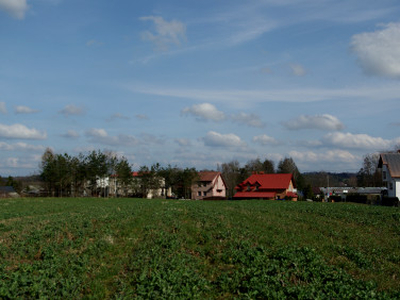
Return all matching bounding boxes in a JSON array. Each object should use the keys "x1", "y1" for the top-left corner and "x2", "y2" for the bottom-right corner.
[{"x1": 0, "y1": 198, "x2": 399, "y2": 299}]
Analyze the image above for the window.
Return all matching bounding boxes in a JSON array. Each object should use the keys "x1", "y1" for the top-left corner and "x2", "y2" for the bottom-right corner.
[
  {"x1": 389, "y1": 182, "x2": 394, "y2": 190},
  {"x1": 203, "y1": 191, "x2": 207, "y2": 196},
  {"x1": 383, "y1": 171, "x2": 387, "y2": 180},
  {"x1": 198, "y1": 191, "x2": 201, "y2": 196}
]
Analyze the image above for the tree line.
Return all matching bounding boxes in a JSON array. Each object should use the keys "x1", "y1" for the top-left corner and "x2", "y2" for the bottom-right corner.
[
  {"x1": 40, "y1": 148, "x2": 133, "y2": 197},
  {"x1": 39, "y1": 148, "x2": 307, "y2": 199},
  {"x1": 39, "y1": 148, "x2": 202, "y2": 198},
  {"x1": 38, "y1": 148, "x2": 398, "y2": 199}
]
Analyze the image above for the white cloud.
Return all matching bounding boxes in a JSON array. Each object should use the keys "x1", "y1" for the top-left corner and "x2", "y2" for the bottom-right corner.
[
  {"x1": 289, "y1": 63, "x2": 306, "y2": 76},
  {"x1": 202, "y1": 131, "x2": 246, "y2": 147},
  {"x1": 181, "y1": 103, "x2": 265, "y2": 127},
  {"x1": 182, "y1": 103, "x2": 226, "y2": 122},
  {"x1": 0, "y1": 124, "x2": 46, "y2": 140},
  {"x1": 283, "y1": 114, "x2": 345, "y2": 131},
  {"x1": 0, "y1": 142, "x2": 45, "y2": 152},
  {"x1": 0, "y1": 102, "x2": 6, "y2": 114},
  {"x1": 106, "y1": 113, "x2": 130, "y2": 122},
  {"x1": 322, "y1": 132, "x2": 392, "y2": 150},
  {"x1": 135, "y1": 114, "x2": 149, "y2": 120},
  {"x1": 289, "y1": 150, "x2": 359, "y2": 172},
  {"x1": 3, "y1": 156, "x2": 37, "y2": 169},
  {"x1": 175, "y1": 138, "x2": 192, "y2": 147},
  {"x1": 0, "y1": 0, "x2": 28, "y2": 19},
  {"x1": 140, "y1": 16, "x2": 186, "y2": 51},
  {"x1": 61, "y1": 130, "x2": 80, "y2": 139},
  {"x1": 59, "y1": 104, "x2": 86, "y2": 117},
  {"x1": 127, "y1": 82, "x2": 400, "y2": 105},
  {"x1": 290, "y1": 149, "x2": 358, "y2": 163},
  {"x1": 139, "y1": 133, "x2": 165, "y2": 145},
  {"x1": 14, "y1": 105, "x2": 39, "y2": 114},
  {"x1": 226, "y1": 20, "x2": 277, "y2": 46},
  {"x1": 86, "y1": 128, "x2": 108, "y2": 138},
  {"x1": 231, "y1": 112, "x2": 265, "y2": 128},
  {"x1": 85, "y1": 128, "x2": 139, "y2": 146},
  {"x1": 296, "y1": 140, "x2": 324, "y2": 148},
  {"x1": 351, "y1": 23, "x2": 400, "y2": 79},
  {"x1": 253, "y1": 134, "x2": 280, "y2": 146}
]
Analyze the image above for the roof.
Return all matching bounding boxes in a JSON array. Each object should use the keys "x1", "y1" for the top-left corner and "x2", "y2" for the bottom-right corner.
[
  {"x1": 234, "y1": 192, "x2": 276, "y2": 199},
  {"x1": 379, "y1": 153, "x2": 400, "y2": 178},
  {"x1": 198, "y1": 171, "x2": 221, "y2": 182},
  {"x1": 236, "y1": 173, "x2": 295, "y2": 190}
]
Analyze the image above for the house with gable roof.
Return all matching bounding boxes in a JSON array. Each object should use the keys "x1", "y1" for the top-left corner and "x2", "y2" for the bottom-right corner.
[
  {"x1": 234, "y1": 172, "x2": 297, "y2": 200},
  {"x1": 378, "y1": 152, "x2": 400, "y2": 200},
  {"x1": 192, "y1": 171, "x2": 227, "y2": 200}
]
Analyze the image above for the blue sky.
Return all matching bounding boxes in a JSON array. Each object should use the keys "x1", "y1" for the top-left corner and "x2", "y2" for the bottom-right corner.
[{"x1": 1, "y1": 0, "x2": 400, "y2": 176}]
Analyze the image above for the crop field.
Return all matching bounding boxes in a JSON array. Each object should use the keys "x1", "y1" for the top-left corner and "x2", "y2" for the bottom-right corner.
[{"x1": 0, "y1": 198, "x2": 399, "y2": 299}]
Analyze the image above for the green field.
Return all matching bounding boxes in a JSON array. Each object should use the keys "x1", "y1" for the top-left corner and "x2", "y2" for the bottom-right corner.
[{"x1": 0, "y1": 198, "x2": 399, "y2": 299}]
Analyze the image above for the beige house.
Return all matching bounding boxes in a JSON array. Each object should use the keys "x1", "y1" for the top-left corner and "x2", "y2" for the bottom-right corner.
[{"x1": 192, "y1": 171, "x2": 227, "y2": 200}]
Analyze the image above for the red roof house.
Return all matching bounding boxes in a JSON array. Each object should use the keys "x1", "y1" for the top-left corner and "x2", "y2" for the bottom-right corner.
[
  {"x1": 234, "y1": 173, "x2": 297, "y2": 200},
  {"x1": 192, "y1": 171, "x2": 227, "y2": 200}
]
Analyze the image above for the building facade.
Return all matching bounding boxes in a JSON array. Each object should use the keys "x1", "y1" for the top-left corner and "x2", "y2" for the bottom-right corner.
[
  {"x1": 192, "y1": 171, "x2": 227, "y2": 200},
  {"x1": 378, "y1": 152, "x2": 400, "y2": 199}
]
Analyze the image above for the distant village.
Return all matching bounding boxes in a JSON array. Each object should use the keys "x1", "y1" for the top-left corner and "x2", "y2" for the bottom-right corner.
[{"x1": 1, "y1": 148, "x2": 399, "y2": 207}]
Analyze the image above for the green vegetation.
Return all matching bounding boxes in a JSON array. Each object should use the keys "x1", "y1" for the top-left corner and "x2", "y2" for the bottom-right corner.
[{"x1": 0, "y1": 198, "x2": 399, "y2": 298}]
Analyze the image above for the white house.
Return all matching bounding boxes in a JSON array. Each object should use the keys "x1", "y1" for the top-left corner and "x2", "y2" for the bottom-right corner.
[{"x1": 378, "y1": 152, "x2": 400, "y2": 199}]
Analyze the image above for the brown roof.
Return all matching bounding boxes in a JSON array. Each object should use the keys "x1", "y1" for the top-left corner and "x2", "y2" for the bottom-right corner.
[
  {"x1": 198, "y1": 171, "x2": 221, "y2": 182},
  {"x1": 379, "y1": 153, "x2": 400, "y2": 178}
]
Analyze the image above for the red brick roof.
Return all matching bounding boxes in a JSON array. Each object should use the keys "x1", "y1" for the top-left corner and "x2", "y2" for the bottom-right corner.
[{"x1": 236, "y1": 173, "x2": 295, "y2": 190}]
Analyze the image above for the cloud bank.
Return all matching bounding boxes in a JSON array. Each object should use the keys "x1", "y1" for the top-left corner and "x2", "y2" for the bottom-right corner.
[
  {"x1": 283, "y1": 114, "x2": 345, "y2": 131},
  {"x1": 182, "y1": 103, "x2": 225, "y2": 122},
  {"x1": 14, "y1": 105, "x2": 39, "y2": 114},
  {"x1": 0, "y1": 0, "x2": 28, "y2": 19},
  {"x1": 140, "y1": 16, "x2": 186, "y2": 51},
  {"x1": 59, "y1": 105, "x2": 86, "y2": 117},
  {"x1": 202, "y1": 131, "x2": 246, "y2": 147},
  {"x1": 351, "y1": 22, "x2": 400, "y2": 79},
  {"x1": 0, "y1": 124, "x2": 47, "y2": 140},
  {"x1": 0, "y1": 102, "x2": 7, "y2": 114}
]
